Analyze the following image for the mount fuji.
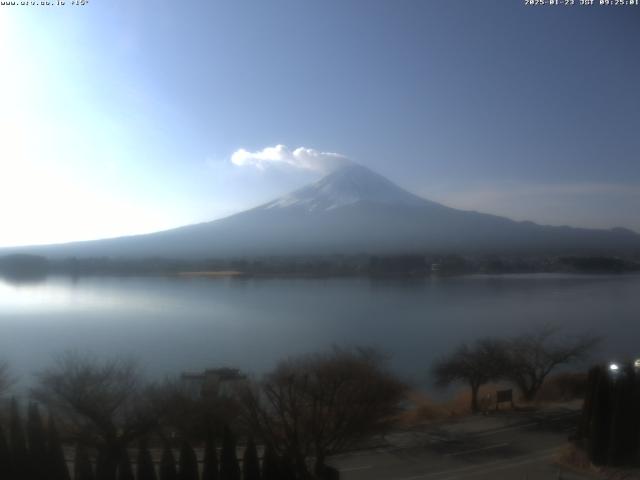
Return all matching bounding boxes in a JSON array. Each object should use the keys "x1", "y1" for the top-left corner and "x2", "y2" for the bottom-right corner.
[{"x1": 7, "y1": 163, "x2": 640, "y2": 258}]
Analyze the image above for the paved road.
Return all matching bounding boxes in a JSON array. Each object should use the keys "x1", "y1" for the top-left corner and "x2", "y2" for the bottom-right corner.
[{"x1": 329, "y1": 407, "x2": 594, "y2": 480}]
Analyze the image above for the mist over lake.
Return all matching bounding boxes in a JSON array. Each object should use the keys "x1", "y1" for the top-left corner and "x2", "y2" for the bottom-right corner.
[{"x1": 1, "y1": 273, "x2": 638, "y2": 390}]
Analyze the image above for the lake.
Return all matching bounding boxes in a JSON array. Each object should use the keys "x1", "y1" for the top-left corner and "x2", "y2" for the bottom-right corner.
[{"x1": 0, "y1": 273, "x2": 638, "y2": 390}]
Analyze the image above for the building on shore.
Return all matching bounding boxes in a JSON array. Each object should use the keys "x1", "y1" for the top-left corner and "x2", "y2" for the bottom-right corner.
[{"x1": 180, "y1": 367, "x2": 247, "y2": 398}]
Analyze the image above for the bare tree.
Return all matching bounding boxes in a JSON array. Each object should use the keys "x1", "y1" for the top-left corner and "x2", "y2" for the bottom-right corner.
[
  {"x1": 238, "y1": 347, "x2": 407, "y2": 478},
  {"x1": 432, "y1": 338, "x2": 508, "y2": 413},
  {"x1": 504, "y1": 326, "x2": 600, "y2": 401},
  {"x1": 32, "y1": 352, "x2": 158, "y2": 480},
  {"x1": 146, "y1": 375, "x2": 241, "y2": 441}
]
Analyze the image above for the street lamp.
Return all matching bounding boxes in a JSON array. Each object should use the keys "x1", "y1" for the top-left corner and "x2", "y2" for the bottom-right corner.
[
  {"x1": 634, "y1": 359, "x2": 640, "y2": 369},
  {"x1": 609, "y1": 362, "x2": 621, "y2": 374}
]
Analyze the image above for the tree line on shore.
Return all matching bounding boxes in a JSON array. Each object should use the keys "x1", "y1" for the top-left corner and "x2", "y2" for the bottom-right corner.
[
  {"x1": 0, "y1": 328, "x2": 599, "y2": 479},
  {"x1": 0, "y1": 347, "x2": 404, "y2": 479},
  {"x1": 1, "y1": 252, "x2": 638, "y2": 283}
]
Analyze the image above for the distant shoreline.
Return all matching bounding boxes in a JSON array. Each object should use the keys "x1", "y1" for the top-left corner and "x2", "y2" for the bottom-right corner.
[
  {"x1": 177, "y1": 270, "x2": 246, "y2": 277},
  {"x1": 1, "y1": 252, "x2": 638, "y2": 282},
  {"x1": 172, "y1": 270, "x2": 640, "y2": 280}
]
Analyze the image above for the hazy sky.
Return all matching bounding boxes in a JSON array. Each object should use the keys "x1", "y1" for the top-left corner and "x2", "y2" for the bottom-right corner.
[{"x1": 1, "y1": 0, "x2": 639, "y2": 247}]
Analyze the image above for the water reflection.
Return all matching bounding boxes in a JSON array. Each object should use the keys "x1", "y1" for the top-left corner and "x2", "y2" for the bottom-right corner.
[
  {"x1": 0, "y1": 271, "x2": 48, "y2": 286},
  {"x1": 0, "y1": 274, "x2": 638, "y2": 390}
]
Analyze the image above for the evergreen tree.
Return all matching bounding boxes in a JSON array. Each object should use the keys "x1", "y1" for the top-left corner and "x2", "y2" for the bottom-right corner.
[
  {"x1": 607, "y1": 364, "x2": 637, "y2": 465},
  {"x1": 581, "y1": 363, "x2": 640, "y2": 467},
  {"x1": 27, "y1": 403, "x2": 47, "y2": 478},
  {"x1": 178, "y1": 440, "x2": 199, "y2": 480},
  {"x1": 159, "y1": 443, "x2": 178, "y2": 480},
  {"x1": 10, "y1": 398, "x2": 29, "y2": 479},
  {"x1": 96, "y1": 449, "x2": 116, "y2": 480},
  {"x1": 0, "y1": 425, "x2": 12, "y2": 480},
  {"x1": 260, "y1": 444, "x2": 279, "y2": 480},
  {"x1": 630, "y1": 365, "x2": 640, "y2": 461},
  {"x1": 137, "y1": 438, "x2": 157, "y2": 480},
  {"x1": 201, "y1": 434, "x2": 219, "y2": 480},
  {"x1": 47, "y1": 415, "x2": 71, "y2": 480},
  {"x1": 242, "y1": 438, "x2": 260, "y2": 480},
  {"x1": 74, "y1": 443, "x2": 95, "y2": 480},
  {"x1": 117, "y1": 450, "x2": 135, "y2": 480},
  {"x1": 579, "y1": 366, "x2": 599, "y2": 438},
  {"x1": 587, "y1": 366, "x2": 612, "y2": 465},
  {"x1": 220, "y1": 426, "x2": 240, "y2": 480},
  {"x1": 278, "y1": 452, "x2": 295, "y2": 480}
]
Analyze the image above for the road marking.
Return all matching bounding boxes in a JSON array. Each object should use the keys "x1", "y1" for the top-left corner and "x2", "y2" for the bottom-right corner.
[
  {"x1": 340, "y1": 465, "x2": 373, "y2": 472},
  {"x1": 392, "y1": 446, "x2": 559, "y2": 480},
  {"x1": 470, "y1": 412, "x2": 580, "y2": 438},
  {"x1": 436, "y1": 451, "x2": 558, "y2": 480},
  {"x1": 445, "y1": 442, "x2": 510, "y2": 457},
  {"x1": 350, "y1": 413, "x2": 575, "y2": 454}
]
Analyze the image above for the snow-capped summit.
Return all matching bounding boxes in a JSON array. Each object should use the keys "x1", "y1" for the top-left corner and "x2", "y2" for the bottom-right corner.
[
  {"x1": 5, "y1": 163, "x2": 640, "y2": 258},
  {"x1": 260, "y1": 163, "x2": 434, "y2": 212}
]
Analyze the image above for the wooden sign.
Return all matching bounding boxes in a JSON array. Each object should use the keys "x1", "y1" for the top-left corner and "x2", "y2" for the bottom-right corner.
[{"x1": 496, "y1": 388, "x2": 514, "y2": 410}]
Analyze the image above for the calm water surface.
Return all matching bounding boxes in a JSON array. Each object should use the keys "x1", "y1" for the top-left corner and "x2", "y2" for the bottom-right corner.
[{"x1": 0, "y1": 273, "x2": 638, "y2": 388}]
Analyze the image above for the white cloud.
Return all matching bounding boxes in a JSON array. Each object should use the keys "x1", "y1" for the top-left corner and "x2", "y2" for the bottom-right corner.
[{"x1": 231, "y1": 144, "x2": 350, "y2": 173}]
